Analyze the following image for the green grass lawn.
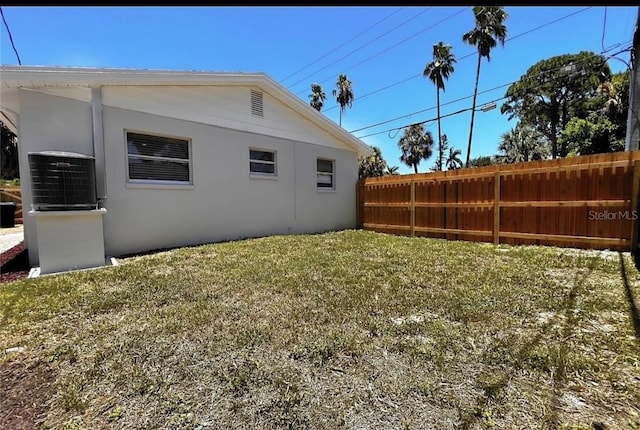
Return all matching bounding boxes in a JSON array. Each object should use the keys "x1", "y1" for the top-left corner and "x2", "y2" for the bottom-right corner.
[{"x1": 1, "y1": 230, "x2": 639, "y2": 429}]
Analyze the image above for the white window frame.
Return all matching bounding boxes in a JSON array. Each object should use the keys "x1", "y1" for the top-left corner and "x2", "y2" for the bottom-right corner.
[
  {"x1": 317, "y1": 158, "x2": 335, "y2": 191},
  {"x1": 125, "y1": 130, "x2": 193, "y2": 187},
  {"x1": 249, "y1": 148, "x2": 277, "y2": 177}
]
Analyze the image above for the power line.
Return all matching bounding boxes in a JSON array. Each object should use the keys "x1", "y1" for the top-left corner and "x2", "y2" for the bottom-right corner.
[
  {"x1": 285, "y1": 7, "x2": 433, "y2": 90},
  {"x1": 350, "y1": 80, "x2": 515, "y2": 134},
  {"x1": 293, "y1": 7, "x2": 469, "y2": 97},
  {"x1": 354, "y1": 44, "x2": 631, "y2": 137},
  {"x1": 321, "y1": 6, "x2": 594, "y2": 113},
  {"x1": 349, "y1": 20, "x2": 621, "y2": 135},
  {"x1": 0, "y1": 6, "x2": 21, "y2": 65},
  {"x1": 601, "y1": 6, "x2": 608, "y2": 52},
  {"x1": 280, "y1": 7, "x2": 404, "y2": 84},
  {"x1": 354, "y1": 45, "x2": 632, "y2": 140},
  {"x1": 350, "y1": 43, "x2": 626, "y2": 133}
]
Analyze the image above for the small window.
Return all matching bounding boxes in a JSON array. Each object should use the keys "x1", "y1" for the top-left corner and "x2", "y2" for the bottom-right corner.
[
  {"x1": 126, "y1": 131, "x2": 191, "y2": 184},
  {"x1": 317, "y1": 158, "x2": 335, "y2": 189},
  {"x1": 249, "y1": 148, "x2": 276, "y2": 176}
]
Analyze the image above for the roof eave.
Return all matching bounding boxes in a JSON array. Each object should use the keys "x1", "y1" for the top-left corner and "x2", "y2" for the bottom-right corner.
[{"x1": 0, "y1": 65, "x2": 374, "y2": 157}]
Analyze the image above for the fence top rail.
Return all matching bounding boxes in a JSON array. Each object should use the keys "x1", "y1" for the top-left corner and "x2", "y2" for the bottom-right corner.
[
  {"x1": 361, "y1": 150, "x2": 640, "y2": 186},
  {"x1": 0, "y1": 188, "x2": 22, "y2": 203}
]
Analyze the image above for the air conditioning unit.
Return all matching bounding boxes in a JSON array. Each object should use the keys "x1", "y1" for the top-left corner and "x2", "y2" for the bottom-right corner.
[{"x1": 28, "y1": 151, "x2": 97, "y2": 211}]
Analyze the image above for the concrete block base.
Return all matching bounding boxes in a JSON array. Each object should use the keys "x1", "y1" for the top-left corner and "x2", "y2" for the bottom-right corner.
[{"x1": 29, "y1": 208, "x2": 107, "y2": 275}]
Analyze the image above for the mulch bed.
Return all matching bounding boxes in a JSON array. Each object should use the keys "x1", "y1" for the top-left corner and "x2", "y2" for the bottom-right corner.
[
  {"x1": 2, "y1": 242, "x2": 55, "y2": 429},
  {"x1": 0, "y1": 356, "x2": 55, "y2": 430},
  {"x1": 0, "y1": 242, "x2": 29, "y2": 284}
]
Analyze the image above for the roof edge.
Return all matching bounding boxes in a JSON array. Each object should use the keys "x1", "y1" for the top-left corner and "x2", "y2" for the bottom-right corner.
[{"x1": 1, "y1": 65, "x2": 373, "y2": 157}]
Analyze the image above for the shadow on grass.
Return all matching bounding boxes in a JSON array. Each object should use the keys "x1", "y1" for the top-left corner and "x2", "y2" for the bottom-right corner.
[
  {"x1": 546, "y1": 263, "x2": 595, "y2": 429},
  {"x1": 458, "y1": 261, "x2": 595, "y2": 430},
  {"x1": 619, "y1": 252, "x2": 640, "y2": 349}
]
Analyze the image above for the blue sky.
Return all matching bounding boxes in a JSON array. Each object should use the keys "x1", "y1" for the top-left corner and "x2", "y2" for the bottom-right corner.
[{"x1": 1, "y1": 6, "x2": 637, "y2": 174}]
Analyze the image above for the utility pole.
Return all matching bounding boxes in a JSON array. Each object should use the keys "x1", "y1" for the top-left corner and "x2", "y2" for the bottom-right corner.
[{"x1": 625, "y1": 6, "x2": 640, "y2": 150}]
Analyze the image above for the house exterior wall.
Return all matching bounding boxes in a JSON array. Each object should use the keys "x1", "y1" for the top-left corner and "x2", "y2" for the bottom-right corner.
[
  {"x1": 101, "y1": 105, "x2": 357, "y2": 257},
  {"x1": 15, "y1": 87, "x2": 359, "y2": 264},
  {"x1": 17, "y1": 89, "x2": 94, "y2": 266},
  {"x1": 101, "y1": 85, "x2": 346, "y2": 150}
]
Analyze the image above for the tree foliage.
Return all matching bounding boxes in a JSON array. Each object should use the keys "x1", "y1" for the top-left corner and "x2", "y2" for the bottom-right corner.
[
  {"x1": 445, "y1": 146, "x2": 464, "y2": 170},
  {"x1": 424, "y1": 41, "x2": 456, "y2": 171},
  {"x1": 558, "y1": 71, "x2": 629, "y2": 155},
  {"x1": 308, "y1": 83, "x2": 327, "y2": 112},
  {"x1": 398, "y1": 124, "x2": 434, "y2": 174},
  {"x1": 561, "y1": 116, "x2": 625, "y2": 155},
  {"x1": 430, "y1": 134, "x2": 449, "y2": 172},
  {"x1": 496, "y1": 123, "x2": 549, "y2": 164},
  {"x1": 332, "y1": 74, "x2": 354, "y2": 126},
  {"x1": 468, "y1": 155, "x2": 498, "y2": 168},
  {"x1": 359, "y1": 145, "x2": 396, "y2": 179},
  {"x1": 386, "y1": 165, "x2": 400, "y2": 175},
  {"x1": 501, "y1": 51, "x2": 613, "y2": 158},
  {"x1": 1, "y1": 120, "x2": 19, "y2": 180},
  {"x1": 429, "y1": 134, "x2": 462, "y2": 171}
]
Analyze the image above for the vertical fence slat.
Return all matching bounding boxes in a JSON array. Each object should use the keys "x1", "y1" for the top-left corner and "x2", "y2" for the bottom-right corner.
[
  {"x1": 631, "y1": 160, "x2": 640, "y2": 253},
  {"x1": 410, "y1": 180, "x2": 415, "y2": 237},
  {"x1": 357, "y1": 151, "x2": 640, "y2": 250},
  {"x1": 494, "y1": 172, "x2": 501, "y2": 245}
]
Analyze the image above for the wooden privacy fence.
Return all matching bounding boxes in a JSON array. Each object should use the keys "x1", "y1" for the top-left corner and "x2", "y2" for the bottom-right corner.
[
  {"x1": 0, "y1": 186, "x2": 22, "y2": 225},
  {"x1": 356, "y1": 151, "x2": 640, "y2": 252}
]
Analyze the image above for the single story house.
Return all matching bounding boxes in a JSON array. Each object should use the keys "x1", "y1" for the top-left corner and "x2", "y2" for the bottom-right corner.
[{"x1": 0, "y1": 66, "x2": 373, "y2": 270}]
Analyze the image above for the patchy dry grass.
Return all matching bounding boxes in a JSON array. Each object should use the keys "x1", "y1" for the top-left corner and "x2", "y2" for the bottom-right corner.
[{"x1": 1, "y1": 230, "x2": 640, "y2": 429}]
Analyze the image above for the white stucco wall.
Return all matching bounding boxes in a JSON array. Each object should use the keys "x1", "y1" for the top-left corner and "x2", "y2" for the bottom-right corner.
[
  {"x1": 15, "y1": 87, "x2": 359, "y2": 264},
  {"x1": 101, "y1": 105, "x2": 357, "y2": 257},
  {"x1": 17, "y1": 89, "x2": 94, "y2": 266},
  {"x1": 102, "y1": 85, "x2": 347, "y2": 150}
]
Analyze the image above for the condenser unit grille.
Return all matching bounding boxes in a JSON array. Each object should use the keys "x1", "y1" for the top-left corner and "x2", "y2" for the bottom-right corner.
[{"x1": 28, "y1": 151, "x2": 97, "y2": 211}]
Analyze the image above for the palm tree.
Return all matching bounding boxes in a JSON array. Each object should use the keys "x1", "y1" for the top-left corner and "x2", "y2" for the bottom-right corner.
[
  {"x1": 386, "y1": 165, "x2": 400, "y2": 175},
  {"x1": 430, "y1": 160, "x2": 443, "y2": 172},
  {"x1": 462, "y1": 6, "x2": 508, "y2": 167},
  {"x1": 308, "y1": 83, "x2": 327, "y2": 112},
  {"x1": 497, "y1": 124, "x2": 549, "y2": 164},
  {"x1": 597, "y1": 80, "x2": 624, "y2": 120},
  {"x1": 358, "y1": 145, "x2": 388, "y2": 179},
  {"x1": 445, "y1": 147, "x2": 463, "y2": 170},
  {"x1": 398, "y1": 123, "x2": 434, "y2": 174},
  {"x1": 332, "y1": 74, "x2": 354, "y2": 127},
  {"x1": 423, "y1": 41, "x2": 456, "y2": 171}
]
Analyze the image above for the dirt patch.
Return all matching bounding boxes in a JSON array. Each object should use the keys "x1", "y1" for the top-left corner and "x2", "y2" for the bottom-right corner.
[
  {"x1": 0, "y1": 242, "x2": 29, "y2": 284},
  {"x1": 0, "y1": 354, "x2": 56, "y2": 430}
]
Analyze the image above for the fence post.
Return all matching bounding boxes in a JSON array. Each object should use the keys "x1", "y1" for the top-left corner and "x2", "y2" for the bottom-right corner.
[
  {"x1": 410, "y1": 179, "x2": 415, "y2": 237},
  {"x1": 631, "y1": 161, "x2": 640, "y2": 253},
  {"x1": 493, "y1": 172, "x2": 501, "y2": 245},
  {"x1": 356, "y1": 180, "x2": 365, "y2": 230}
]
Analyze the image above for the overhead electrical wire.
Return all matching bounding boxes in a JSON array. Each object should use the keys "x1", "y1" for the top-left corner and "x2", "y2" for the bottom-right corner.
[
  {"x1": 353, "y1": 45, "x2": 632, "y2": 140},
  {"x1": 293, "y1": 7, "x2": 469, "y2": 97},
  {"x1": 280, "y1": 7, "x2": 405, "y2": 83},
  {"x1": 601, "y1": 6, "x2": 608, "y2": 52},
  {"x1": 320, "y1": 6, "x2": 594, "y2": 113},
  {"x1": 0, "y1": 6, "x2": 21, "y2": 65},
  {"x1": 350, "y1": 80, "x2": 518, "y2": 134},
  {"x1": 285, "y1": 7, "x2": 433, "y2": 90},
  {"x1": 354, "y1": 43, "x2": 631, "y2": 138}
]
